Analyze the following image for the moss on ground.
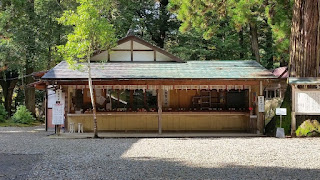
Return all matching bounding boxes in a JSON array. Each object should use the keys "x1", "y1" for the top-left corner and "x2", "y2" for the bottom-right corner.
[{"x1": 0, "y1": 119, "x2": 41, "y2": 127}]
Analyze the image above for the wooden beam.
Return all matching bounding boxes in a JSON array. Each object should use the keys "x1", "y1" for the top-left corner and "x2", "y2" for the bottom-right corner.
[
  {"x1": 55, "y1": 79, "x2": 262, "y2": 86},
  {"x1": 291, "y1": 85, "x2": 296, "y2": 137},
  {"x1": 157, "y1": 87, "x2": 163, "y2": 134}
]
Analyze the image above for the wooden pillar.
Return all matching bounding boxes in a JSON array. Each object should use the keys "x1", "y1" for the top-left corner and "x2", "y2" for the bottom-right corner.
[
  {"x1": 157, "y1": 87, "x2": 163, "y2": 134},
  {"x1": 258, "y1": 81, "x2": 264, "y2": 134},
  {"x1": 45, "y1": 88, "x2": 48, "y2": 131},
  {"x1": 144, "y1": 91, "x2": 147, "y2": 109},
  {"x1": 291, "y1": 85, "x2": 296, "y2": 137},
  {"x1": 130, "y1": 90, "x2": 134, "y2": 110}
]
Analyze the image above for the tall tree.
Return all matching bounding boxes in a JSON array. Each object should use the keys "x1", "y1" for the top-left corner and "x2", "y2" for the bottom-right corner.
[
  {"x1": 58, "y1": 0, "x2": 116, "y2": 138},
  {"x1": 266, "y1": 0, "x2": 294, "y2": 66},
  {"x1": 0, "y1": 39, "x2": 21, "y2": 116},
  {"x1": 169, "y1": 0, "x2": 286, "y2": 67},
  {"x1": 114, "y1": 0, "x2": 179, "y2": 48},
  {"x1": 289, "y1": 0, "x2": 320, "y2": 77},
  {"x1": 0, "y1": 0, "x2": 74, "y2": 116}
]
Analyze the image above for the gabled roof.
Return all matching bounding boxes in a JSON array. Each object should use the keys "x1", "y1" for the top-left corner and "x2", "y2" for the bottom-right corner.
[
  {"x1": 42, "y1": 60, "x2": 276, "y2": 80},
  {"x1": 117, "y1": 35, "x2": 183, "y2": 62},
  {"x1": 91, "y1": 35, "x2": 183, "y2": 62}
]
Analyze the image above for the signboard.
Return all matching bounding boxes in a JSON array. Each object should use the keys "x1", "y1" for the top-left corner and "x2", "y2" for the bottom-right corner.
[
  {"x1": 163, "y1": 90, "x2": 170, "y2": 107},
  {"x1": 276, "y1": 108, "x2": 287, "y2": 115},
  {"x1": 52, "y1": 103, "x2": 65, "y2": 125},
  {"x1": 56, "y1": 89, "x2": 63, "y2": 102},
  {"x1": 48, "y1": 89, "x2": 65, "y2": 108},
  {"x1": 296, "y1": 91, "x2": 320, "y2": 114},
  {"x1": 258, "y1": 96, "x2": 265, "y2": 112}
]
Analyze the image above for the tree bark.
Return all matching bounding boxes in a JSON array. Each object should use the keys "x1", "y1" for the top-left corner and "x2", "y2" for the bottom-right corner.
[
  {"x1": 87, "y1": 46, "x2": 98, "y2": 138},
  {"x1": 25, "y1": 0, "x2": 36, "y2": 115},
  {"x1": 250, "y1": 22, "x2": 261, "y2": 63},
  {"x1": 290, "y1": 0, "x2": 320, "y2": 77},
  {"x1": 0, "y1": 78, "x2": 17, "y2": 116}
]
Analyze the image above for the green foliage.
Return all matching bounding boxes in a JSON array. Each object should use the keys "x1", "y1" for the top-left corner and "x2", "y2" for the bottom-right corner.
[
  {"x1": 58, "y1": 0, "x2": 117, "y2": 67},
  {"x1": 0, "y1": 104, "x2": 8, "y2": 123},
  {"x1": 265, "y1": 0, "x2": 293, "y2": 64},
  {"x1": 296, "y1": 120, "x2": 320, "y2": 137},
  {"x1": 275, "y1": 86, "x2": 292, "y2": 135},
  {"x1": 169, "y1": 0, "x2": 292, "y2": 66},
  {"x1": 12, "y1": 105, "x2": 35, "y2": 124}
]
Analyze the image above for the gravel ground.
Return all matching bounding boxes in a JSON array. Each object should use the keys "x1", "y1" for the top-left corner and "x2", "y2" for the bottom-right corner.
[{"x1": 0, "y1": 126, "x2": 320, "y2": 180}]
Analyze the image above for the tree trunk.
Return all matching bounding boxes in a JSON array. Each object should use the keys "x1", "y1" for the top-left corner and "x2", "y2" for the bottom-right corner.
[
  {"x1": 239, "y1": 30, "x2": 244, "y2": 59},
  {"x1": 25, "y1": 0, "x2": 36, "y2": 115},
  {"x1": 87, "y1": 46, "x2": 98, "y2": 138},
  {"x1": 0, "y1": 79, "x2": 17, "y2": 116},
  {"x1": 25, "y1": 66, "x2": 35, "y2": 115},
  {"x1": 290, "y1": 0, "x2": 320, "y2": 77},
  {"x1": 250, "y1": 22, "x2": 261, "y2": 63}
]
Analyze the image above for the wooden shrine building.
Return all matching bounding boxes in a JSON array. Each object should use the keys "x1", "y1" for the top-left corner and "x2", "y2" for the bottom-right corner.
[{"x1": 42, "y1": 35, "x2": 277, "y2": 134}]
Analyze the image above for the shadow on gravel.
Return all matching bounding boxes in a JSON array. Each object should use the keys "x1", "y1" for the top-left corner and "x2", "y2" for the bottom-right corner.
[
  {"x1": 104, "y1": 158, "x2": 320, "y2": 179},
  {"x1": 0, "y1": 153, "x2": 42, "y2": 180}
]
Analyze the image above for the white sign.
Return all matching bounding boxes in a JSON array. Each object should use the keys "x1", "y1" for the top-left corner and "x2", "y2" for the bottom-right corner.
[
  {"x1": 48, "y1": 88, "x2": 65, "y2": 108},
  {"x1": 276, "y1": 108, "x2": 287, "y2": 115},
  {"x1": 56, "y1": 89, "x2": 63, "y2": 102},
  {"x1": 258, "y1": 96, "x2": 265, "y2": 112},
  {"x1": 52, "y1": 103, "x2": 65, "y2": 125},
  {"x1": 296, "y1": 91, "x2": 320, "y2": 114}
]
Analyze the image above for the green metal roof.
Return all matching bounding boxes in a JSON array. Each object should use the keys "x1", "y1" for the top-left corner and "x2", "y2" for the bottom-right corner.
[
  {"x1": 42, "y1": 60, "x2": 276, "y2": 80},
  {"x1": 288, "y1": 77, "x2": 320, "y2": 85}
]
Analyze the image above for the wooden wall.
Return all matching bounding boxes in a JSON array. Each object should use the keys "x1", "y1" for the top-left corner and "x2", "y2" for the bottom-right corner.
[
  {"x1": 169, "y1": 90, "x2": 197, "y2": 109},
  {"x1": 67, "y1": 113, "x2": 249, "y2": 132}
]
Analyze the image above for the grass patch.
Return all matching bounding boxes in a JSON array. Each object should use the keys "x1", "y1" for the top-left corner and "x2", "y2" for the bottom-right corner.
[{"x1": 0, "y1": 119, "x2": 42, "y2": 127}]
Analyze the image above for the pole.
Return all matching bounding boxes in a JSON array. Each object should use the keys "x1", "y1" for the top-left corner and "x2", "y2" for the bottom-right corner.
[{"x1": 280, "y1": 115, "x2": 282, "y2": 128}]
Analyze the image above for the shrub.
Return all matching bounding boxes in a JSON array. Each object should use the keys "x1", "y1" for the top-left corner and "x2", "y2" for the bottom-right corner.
[
  {"x1": 0, "y1": 105, "x2": 7, "y2": 123},
  {"x1": 296, "y1": 120, "x2": 320, "y2": 137},
  {"x1": 12, "y1": 105, "x2": 35, "y2": 124}
]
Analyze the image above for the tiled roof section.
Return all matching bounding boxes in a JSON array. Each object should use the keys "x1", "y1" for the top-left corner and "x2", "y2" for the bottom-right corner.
[
  {"x1": 289, "y1": 77, "x2": 320, "y2": 85},
  {"x1": 42, "y1": 60, "x2": 276, "y2": 80},
  {"x1": 272, "y1": 67, "x2": 288, "y2": 78}
]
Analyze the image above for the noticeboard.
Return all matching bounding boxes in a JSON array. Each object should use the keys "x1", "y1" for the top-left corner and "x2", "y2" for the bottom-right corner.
[
  {"x1": 295, "y1": 90, "x2": 320, "y2": 115},
  {"x1": 52, "y1": 103, "x2": 65, "y2": 125}
]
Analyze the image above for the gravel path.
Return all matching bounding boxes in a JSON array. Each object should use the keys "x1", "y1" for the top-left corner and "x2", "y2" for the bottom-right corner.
[{"x1": 0, "y1": 126, "x2": 320, "y2": 180}]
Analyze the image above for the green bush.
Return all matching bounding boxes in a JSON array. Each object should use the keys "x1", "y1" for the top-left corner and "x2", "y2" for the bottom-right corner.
[
  {"x1": 296, "y1": 120, "x2": 320, "y2": 137},
  {"x1": 12, "y1": 105, "x2": 35, "y2": 124},
  {"x1": 0, "y1": 105, "x2": 8, "y2": 123}
]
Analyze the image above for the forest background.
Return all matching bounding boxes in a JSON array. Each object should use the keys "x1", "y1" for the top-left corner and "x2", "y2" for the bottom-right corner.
[{"x1": 0, "y1": 0, "x2": 301, "y2": 124}]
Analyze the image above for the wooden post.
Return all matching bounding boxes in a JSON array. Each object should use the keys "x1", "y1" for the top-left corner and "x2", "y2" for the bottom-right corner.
[
  {"x1": 157, "y1": 87, "x2": 163, "y2": 134},
  {"x1": 258, "y1": 81, "x2": 264, "y2": 134},
  {"x1": 291, "y1": 85, "x2": 296, "y2": 137},
  {"x1": 45, "y1": 88, "x2": 48, "y2": 132},
  {"x1": 130, "y1": 90, "x2": 134, "y2": 110}
]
